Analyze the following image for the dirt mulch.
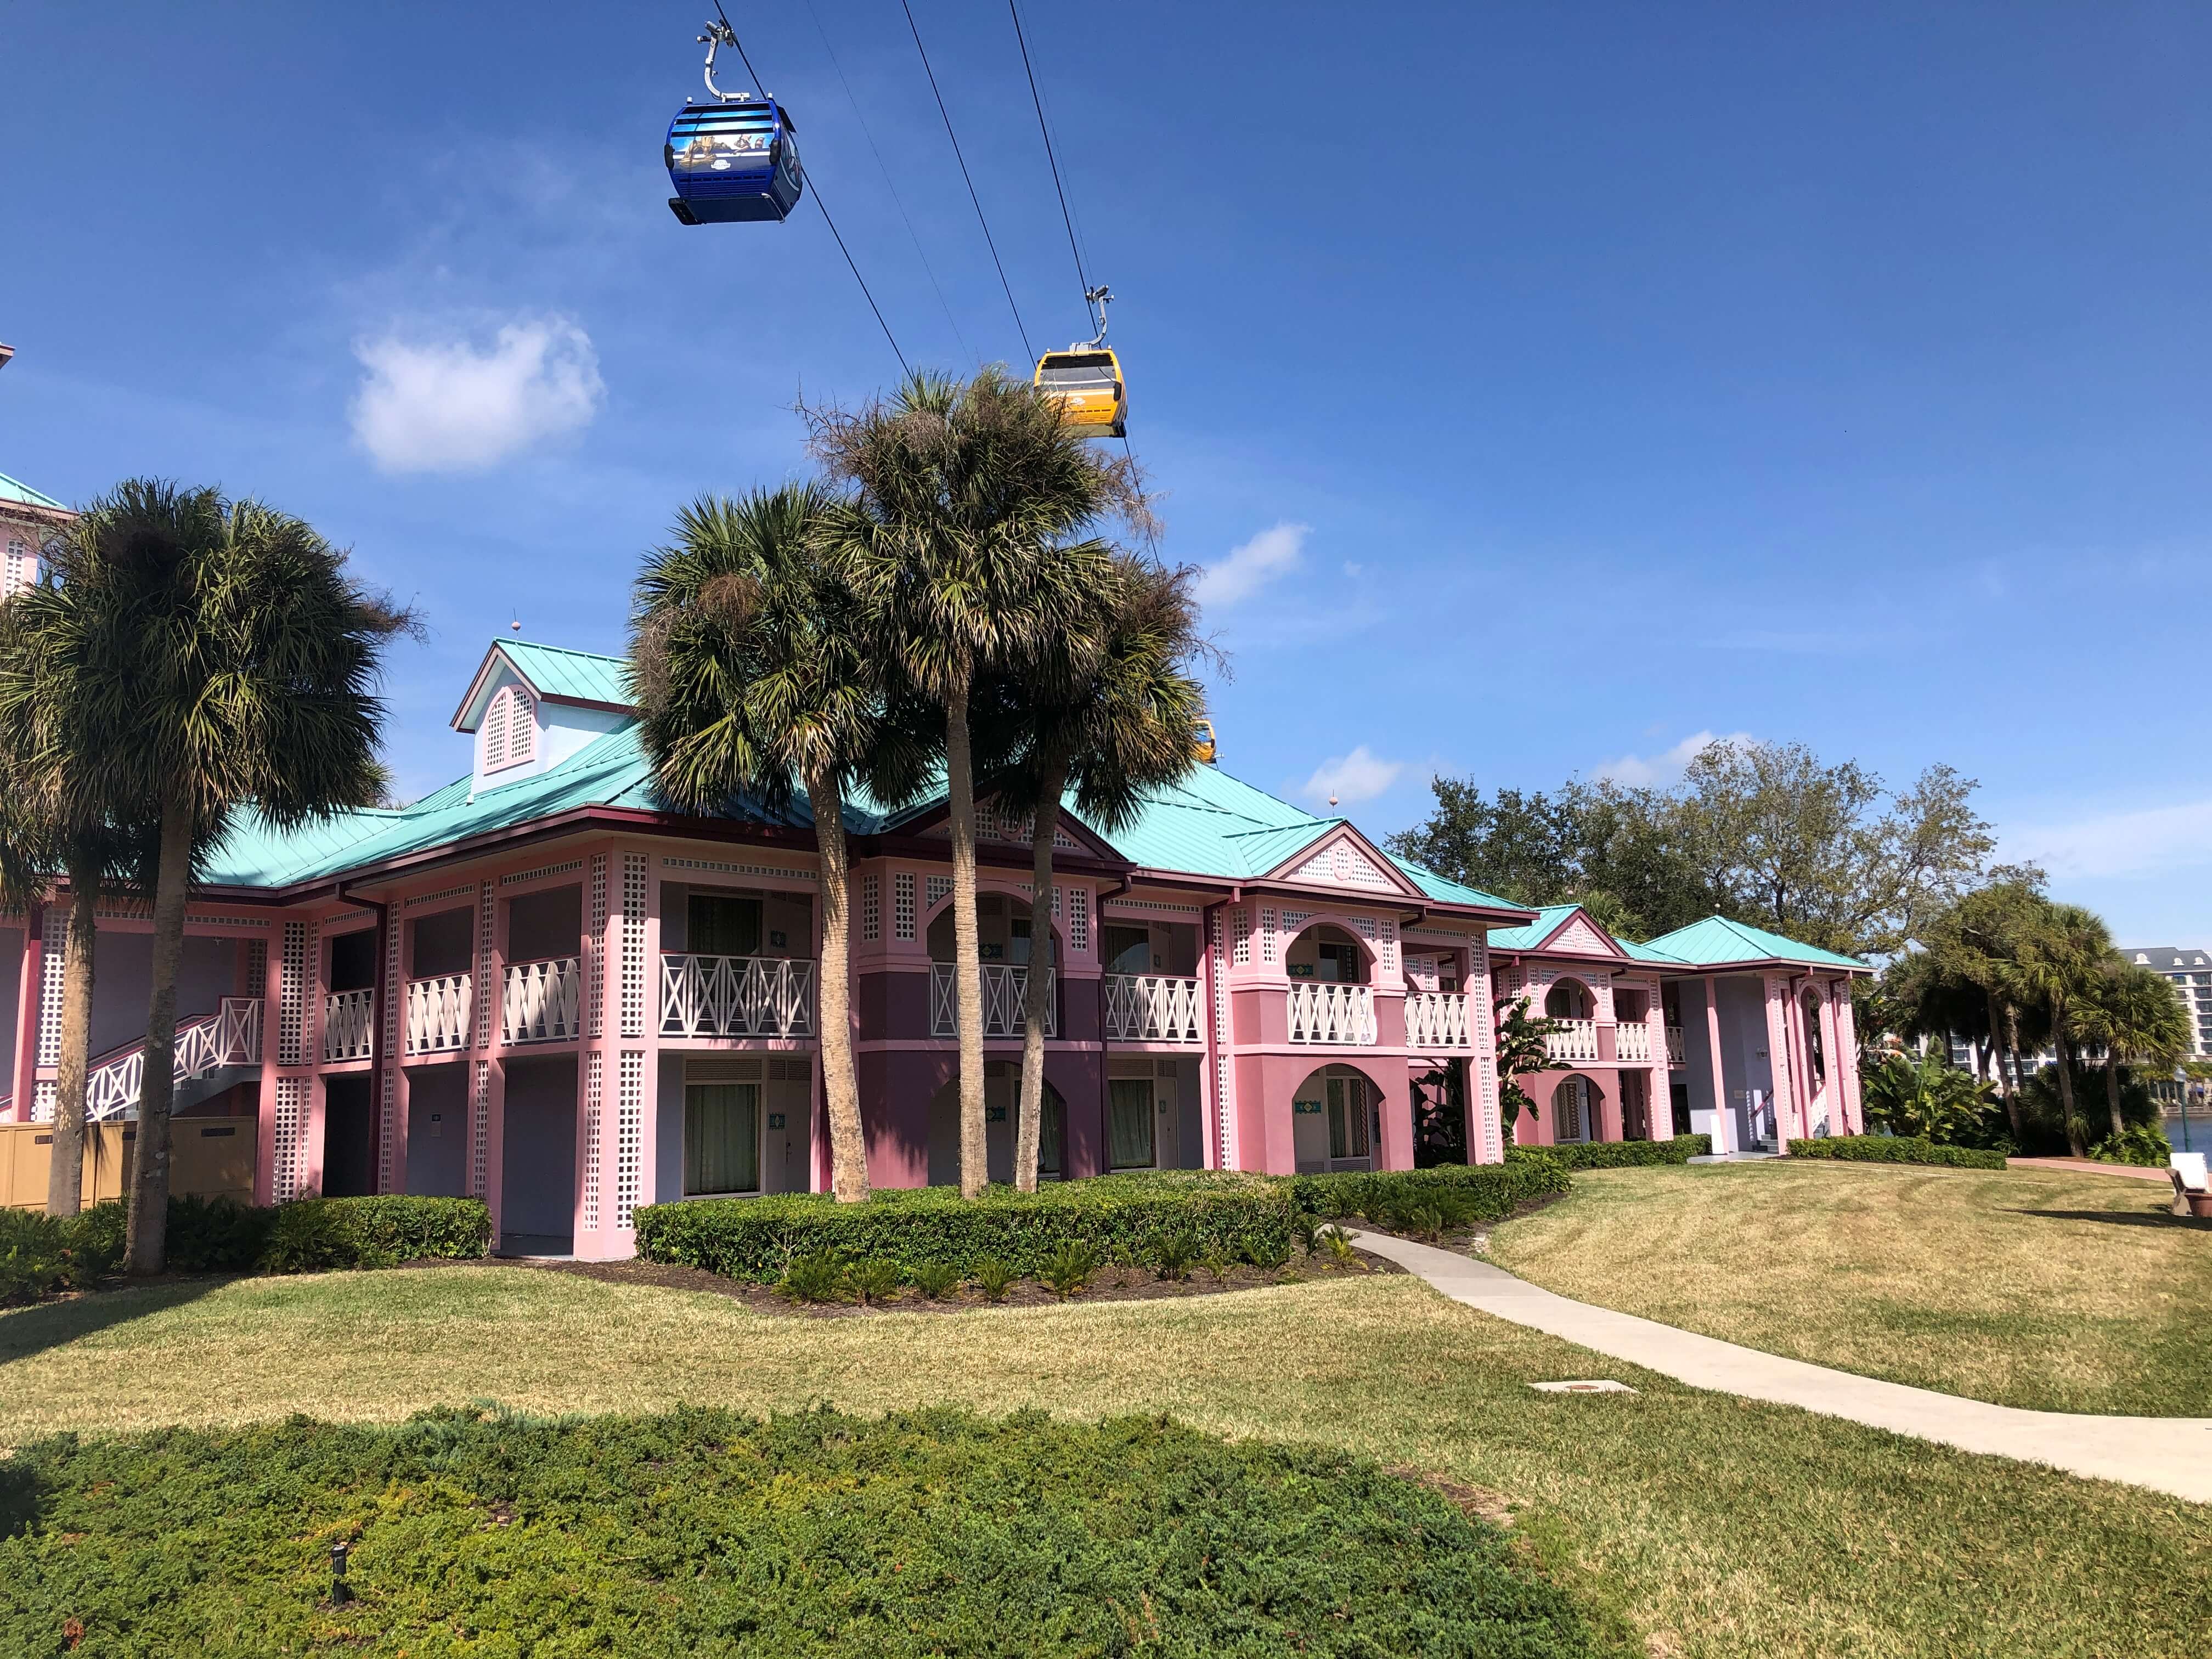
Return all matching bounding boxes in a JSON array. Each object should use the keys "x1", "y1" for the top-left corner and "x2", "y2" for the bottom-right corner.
[{"x1": 511, "y1": 1249, "x2": 1402, "y2": 1319}]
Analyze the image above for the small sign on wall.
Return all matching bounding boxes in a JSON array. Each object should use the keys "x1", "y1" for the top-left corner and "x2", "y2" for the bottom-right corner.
[
  {"x1": 985, "y1": 1105, "x2": 1007, "y2": 1122},
  {"x1": 1294, "y1": 1099, "x2": 1324, "y2": 1115},
  {"x1": 768, "y1": 1113, "x2": 786, "y2": 1130},
  {"x1": 980, "y1": 943, "x2": 1005, "y2": 960},
  {"x1": 769, "y1": 930, "x2": 788, "y2": 948},
  {"x1": 1288, "y1": 963, "x2": 1316, "y2": 978}
]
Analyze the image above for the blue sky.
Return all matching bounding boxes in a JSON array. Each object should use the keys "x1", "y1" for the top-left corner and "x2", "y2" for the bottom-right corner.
[{"x1": 3, "y1": 2, "x2": 2208, "y2": 941}]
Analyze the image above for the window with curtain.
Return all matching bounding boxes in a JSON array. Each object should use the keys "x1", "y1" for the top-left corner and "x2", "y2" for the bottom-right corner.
[
  {"x1": 1107, "y1": 1078, "x2": 1155, "y2": 1169},
  {"x1": 684, "y1": 1082, "x2": 759, "y2": 1195},
  {"x1": 1039, "y1": 1087, "x2": 1066, "y2": 1177},
  {"x1": 689, "y1": 891, "x2": 763, "y2": 958},
  {"x1": 1327, "y1": 1075, "x2": 1370, "y2": 1159}
]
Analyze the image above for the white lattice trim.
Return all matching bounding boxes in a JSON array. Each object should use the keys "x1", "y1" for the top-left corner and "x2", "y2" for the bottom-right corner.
[
  {"x1": 500, "y1": 859, "x2": 586, "y2": 888},
  {"x1": 403, "y1": 882, "x2": 478, "y2": 910},
  {"x1": 662, "y1": 856, "x2": 817, "y2": 884}
]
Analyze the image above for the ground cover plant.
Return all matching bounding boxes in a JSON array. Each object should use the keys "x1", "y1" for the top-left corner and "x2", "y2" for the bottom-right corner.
[
  {"x1": 1, "y1": 1267, "x2": 2203, "y2": 1657},
  {"x1": 1506, "y1": 1135, "x2": 1709, "y2": 1171},
  {"x1": 1784, "y1": 1134, "x2": 2007, "y2": 1170},
  {"x1": 635, "y1": 1169, "x2": 1297, "y2": 1281},
  {"x1": 0, "y1": 1404, "x2": 1599, "y2": 1657},
  {"x1": 1291, "y1": 1158, "x2": 1570, "y2": 1226},
  {"x1": 1489, "y1": 1160, "x2": 2212, "y2": 1415}
]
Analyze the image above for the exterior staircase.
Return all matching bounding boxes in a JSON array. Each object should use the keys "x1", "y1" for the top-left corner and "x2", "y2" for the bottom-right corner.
[{"x1": 58, "y1": 999, "x2": 264, "y2": 1122}]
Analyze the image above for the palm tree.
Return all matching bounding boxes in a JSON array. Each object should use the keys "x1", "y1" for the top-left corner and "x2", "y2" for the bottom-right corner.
[
  {"x1": 25, "y1": 481, "x2": 413, "y2": 1272},
  {"x1": 988, "y1": 556, "x2": 1211, "y2": 1192},
  {"x1": 630, "y1": 486, "x2": 898, "y2": 1203},
  {"x1": 2012, "y1": 902, "x2": 2113, "y2": 1158},
  {"x1": 812, "y1": 370, "x2": 1139, "y2": 1197},
  {"x1": 2078, "y1": 961, "x2": 2192, "y2": 1143},
  {"x1": 1494, "y1": 999, "x2": 1562, "y2": 1144},
  {"x1": 1915, "y1": 880, "x2": 2047, "y2": 1142}
]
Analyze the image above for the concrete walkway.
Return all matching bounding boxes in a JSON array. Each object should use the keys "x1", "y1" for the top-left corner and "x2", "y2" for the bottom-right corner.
[
  {"x1": 2007, "y1": 1156, "x2": 2170, "y2": 1183},
  {"x1": 1350, "y1": 1229, "x2": 2212, "y2": 1505}
]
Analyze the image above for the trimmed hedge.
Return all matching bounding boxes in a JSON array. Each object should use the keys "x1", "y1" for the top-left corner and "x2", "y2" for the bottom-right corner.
[
  {"x1": 1, "y1": 1194, "x2": 488, "y2": 1303},
  {"x1": 1786, "y1": 1136, "x2": 2008, "y2": 1171},
  {"x1": 636, "y1": 1171, "x2": 1300, "y2": 1282},
  {"x1": 1507, "y1": 1135, "x2": 1710, "y2": 1171},
  {"x1": 1290, "y1": 1158, "x2": 1570, "y2": 1224}
]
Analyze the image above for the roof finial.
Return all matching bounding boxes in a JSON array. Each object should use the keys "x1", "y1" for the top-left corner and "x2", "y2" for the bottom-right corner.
[
  {"x1": 511, "y1": 616, "x2": 522, "y2": 633},
  {"x1": 1328, "y1": 792, "x2": 1339, "y2": 809}
]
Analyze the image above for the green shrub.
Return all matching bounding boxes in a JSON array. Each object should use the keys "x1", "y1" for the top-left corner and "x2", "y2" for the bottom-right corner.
[
  {"x1": 1152, "y1": 1228, "x2": 1198, "y2": 1280},
  {"x1": 848, "y1": 1258, "x2": 904, "y2": 1306},
  {"x1": 0, "y1": 1407, "x2": 1601, "y2": 1656},
  {"x1": 2090, "y1": 1124, "x2": 2174, "y2": 1167},
  {"x1": 1786, "y1": 1135, "x2": 2007, "y2": 1171},
  {"x1": 1041, "y1": 1239, "x2": 1104, "y2": 1297},
  {"x1": 778, "y1": 1251, "x2": 847, "y2": 1304},
  {"x1": 1291, "y1": 1158, "x2": 1570, "y2": 1225},
  {"x1": 635, "y1": 1170, "x2": 1299, "y2": 1283},
  {"x1": 260, "y1": 1196, "x2": 491, "y2": 1272},
  {"x1": 911, "y1": 1260, "x2": 961, "y2": 1300},
  {"x1": 165, "y1": 1194, "x2": 276, "y2": 1271},
  {"x1": 974, "y1": 1257, "x2": 1016, "y2": 1301},
  {"x1": 1505, "y1": 1135, "x2": 1709, "y2": 1171},
  {"x1": 1317, "y1": 1224, "x2": 1360, "y2": 1267}
]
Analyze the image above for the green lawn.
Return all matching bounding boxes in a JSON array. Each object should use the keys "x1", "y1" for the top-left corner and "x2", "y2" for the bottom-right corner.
[
  {"x1": 1488, "y1": 1160, "x2": 2212, "y2": 1415},
  {"x1": 3, "y1": 1266, "x2": 2207, "y2": 1657}
]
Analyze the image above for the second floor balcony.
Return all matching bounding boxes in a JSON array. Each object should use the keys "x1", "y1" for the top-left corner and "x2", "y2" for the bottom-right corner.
[
  {"x1": 1666, "y1": 1024, "x2": 1687, "y2": 1065},
  {"x1": 404, "y1": 973, "x2": 471, "y2": 1055},
  {"x1": 661, "y1": 953, "x2": 818, "y2": 1040},
  {"x1": 504, "y1": 956, "x2": 583, "y2": 1045},
  {"x1": 323, "y1": 988, "x2": 375, "y2": 1062},
  {"x1": 1103, "y1": 973, "x2": 1204, "y2": 1043},
  {"x1": 931, "y1": 963, "x2": 1056, "y2": 1039},
  {"x1": 1287, "y1": 981, "x2": 1376, "y2": 1046},
  {"x1": 1404, "y1": 990, "x2": 1472, "y2": 1050}
]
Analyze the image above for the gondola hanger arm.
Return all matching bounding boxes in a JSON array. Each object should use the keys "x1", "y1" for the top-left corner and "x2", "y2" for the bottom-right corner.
[
  {"x1": 1084, "y1": 284, "x2": 1113, "y2": 348},
  {"x1": 698, "y1": 18, "x2": 757, "y2": 103}
]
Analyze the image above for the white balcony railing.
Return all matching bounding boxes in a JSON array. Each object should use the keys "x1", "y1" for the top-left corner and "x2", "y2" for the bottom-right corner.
[
  {"x1": 1666, "y1": 1024, "x2": 1687, "y2": 1065},
  {"x1": 1544, "y1": 1017, "x2": 1601, "y2": 1065},
  {"x1": 504, "y1": 956, "x2": 582, "y2": 1045},
  {"x1": 404, "y1": 973, "x2": 471, "y2": 1055},
  {"x1": 1615, "y1": 1020, "x2": 1653, "y2": 1063},
  {"x1": 86, "y1": 998, "x2": 262, "y2": 1122},
  {"x1": 1403, "y1": 990, "x2": 1472, "y2": 1050},
  {"x1": 1287, "y1": 981, "x2": 1376, "y2": 1046},
  {"x1": 1103, "y1": 973, "x2": 1204, "y2": 1042},
  {"x1": 930, "y1": 963, "x2": 1055, "y2": 1038},
  {"x1": 323, "y1": 989, "x2": 375, "y2": 1062},
  {"x1": 661, "y1": 954, "x2": 818, "y2": 1040}
]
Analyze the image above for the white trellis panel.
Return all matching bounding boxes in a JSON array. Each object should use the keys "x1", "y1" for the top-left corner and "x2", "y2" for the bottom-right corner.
[
  {"x1": 1102, "y1": 974, "x2": 1205, "y2": 1042},
  {"x1": 1285, "y1": 983, "x2": 1376, "y2": 1046}
]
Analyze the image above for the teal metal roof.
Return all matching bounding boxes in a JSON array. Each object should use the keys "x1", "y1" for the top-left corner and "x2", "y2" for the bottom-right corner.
[
  {"x1": 1620, "y1": 938, "x2": 1694, "y2": 964},
  {"x1": 1486, "y1": 904, "x2": 1584, "y2": 952},
  {"x1": 0, "y1": 472, "x2": 67, "y2": 511},
  {"x1": 494, "y1": 639, "x2": 633, "y2": 707},
  {"x1": 1639, "y1": 915, "x2": 1866, "y2": 972}
]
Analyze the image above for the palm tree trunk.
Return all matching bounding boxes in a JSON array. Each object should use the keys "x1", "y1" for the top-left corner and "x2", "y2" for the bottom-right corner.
[
  {"x1": 126, "y1": 793, "x2": 193, "y2": 1274},
  {"x1": 2053, "y1": 1031, "x2": 2086, "y2": 1158},
  {"x1": 44, "y1": 856, "x2": 99, "y2": 1217},
  {"x1": 1987, "y1": 990, "x2": 2022, "y2": 1143},
  {"x1": 1015, "y1": 754, "x2": 1069, "y2": 1194},
  {"x1": 2103, "y1": 1049, "x2": 2126, "y2": 1143},
  {"x1": 804, "y1": 766, "x2": 869, "y2": 1204},
  {"x1": 944, "y1": 677, "x2": 988, "y2": 1198}
]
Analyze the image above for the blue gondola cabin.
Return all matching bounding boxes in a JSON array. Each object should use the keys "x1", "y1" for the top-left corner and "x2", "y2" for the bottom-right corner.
[{"x1": 666, "y1": 98, "x2": 803, "y2": 225}]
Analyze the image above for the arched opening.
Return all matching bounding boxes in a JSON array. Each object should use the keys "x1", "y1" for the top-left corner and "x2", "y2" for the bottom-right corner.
[
  {"x1": 926, "y1": 1065, "x2": 1068, "y2": 1187},
  {"x1": 1544, "y1": 978, "x2": 1593, "y2": 1020},
  {"x1": 1284, "y1": 923, "x2": 1370, "y2": 985},
  {"x1": 926, "y1": 892, "x2": 1060, "y2": 1037},
  {"x1": 1291, "y1": 1063, "x2": 1381, "y2": 1173},
  {"x1": 1551, "y1": 1074, "x2": 1599, "y2": 1144},
  {"x1": 1801, "y1": 988, "x2": 1826, "y2": 1089}
]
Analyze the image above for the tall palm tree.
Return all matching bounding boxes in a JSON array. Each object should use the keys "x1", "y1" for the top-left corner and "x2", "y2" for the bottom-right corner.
[
  {"x1": 812, "y1": 370, "x2": 1138, "y2": 1197},
  {"x1": 630, "y1": 485, "x2": 899, "y2": 1203},
  {"x1": 988, "y1": 556, "x2": 1211, "y2": 1192},
  {"x1": 2013, "y1": 902, "x2": 2113, "y2": 1158},
  {"x1": 1, "y1": 529, "x2": 164, "y2": 1216},
  {"x1": 25, "y1": 481, "x2": 413, "y2": 1272},
  {"x1": 2078, "y1": 961, "x2": 2191, "y2": 1143}
]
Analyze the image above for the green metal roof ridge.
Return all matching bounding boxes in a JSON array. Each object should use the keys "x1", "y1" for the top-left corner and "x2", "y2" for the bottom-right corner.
[
  {"x1": 1640, "y1": 913, "x2": 1866, "y2": 971},
  {"x1": 0, "y1": 471, "x2": 68, "y2": 511}
]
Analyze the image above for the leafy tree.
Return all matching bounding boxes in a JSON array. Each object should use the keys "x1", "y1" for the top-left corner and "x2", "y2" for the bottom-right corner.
[
  {"x1": 813, "y1": 370, "x2": 1137, "y2": 1198},
  {"x1": 1883, "y1": 878, "x2": 2052, "y2": 1142},
  {"x1": 1492, "y1": 1000, "x2": 1562, "y2": 1143},
  {"x1": 22, "y1": 481, "x2": 413, "y2": 1272},
  {"x1": 987, "y1": 555, "x2": 1210, "y2": 1193},
  {"x1": 631, "y1": 486, "x2": 909, "y2": 1204}
]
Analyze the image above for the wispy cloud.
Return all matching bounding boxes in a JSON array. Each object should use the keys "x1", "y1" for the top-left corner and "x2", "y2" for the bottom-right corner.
[
  {"x1": 351, "y1": 315, "x2": 604, "y2": 475},
  {"x1": 2002, "y1": 799, "x2": 2212, "y2": 880},
  {"x1": 1300, "y1": 746, "x2": 1404, "y2": 808},
  {"x1": 1593, "y1": 729, "x2": 1751, "y2": 787},
  {"x1": 1197, "y1": 522, "x2": 1308, "y2": 608}
]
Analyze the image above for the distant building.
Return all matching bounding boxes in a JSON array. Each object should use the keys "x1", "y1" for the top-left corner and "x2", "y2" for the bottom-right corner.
[
  {"x1": 2119, "y1": 945, "x2": 2212, "y2": 1060},
  {"x1": 0, "y1": 470, "x2": 72, "y2": 598}
]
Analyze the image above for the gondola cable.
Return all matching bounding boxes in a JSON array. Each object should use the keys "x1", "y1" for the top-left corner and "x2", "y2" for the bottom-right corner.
[
  {"x1": 1007, "y1": 0, "x2": 1091, "y2": 323},
  {"x1": 803, "y1": 0, "x2": 975, "y2": 367},
  {"x1": 706, "y1": 0, "x2": 910, "y2": 375},
  {"x1": 898, "y1": 0, "x2": 1034, "y2": 363}
]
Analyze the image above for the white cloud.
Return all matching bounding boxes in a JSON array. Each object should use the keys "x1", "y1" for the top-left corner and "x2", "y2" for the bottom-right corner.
[
  {"x1": 350, "y1": 315, "x2": 605, "y2": 474},
  {"x1": 1301, "y1": 746, "x2": 1404, "y2": 808},
  {"x1": 1593, "y1": 729, "x2": 1752, "y2": 787},
  {"x1": 1196, "y1": 522, "x2": 1308, "y2": 608},
  {"x1": 2002, "y1": 799, "x2": 2212, "y2": 881}
]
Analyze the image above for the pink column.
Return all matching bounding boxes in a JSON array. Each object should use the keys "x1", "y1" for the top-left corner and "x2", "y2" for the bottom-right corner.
[
  {"x1": 1702, "y1": 974, "x2": 1730, "y2": 1155},
  {"x1": 1765, "y1": 974, "x2": 1794, "y2": 1156},
  {"x1": 252, "y1": 918, "x2": 286, "y2": 1204},
  {"x1": 10, "y1": 904, "x2": 43, "y2": 1121}
]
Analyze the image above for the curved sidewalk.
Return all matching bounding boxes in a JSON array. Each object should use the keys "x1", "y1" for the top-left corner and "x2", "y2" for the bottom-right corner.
[{"x1": 1350, "y1": 1229, "x2": 2212, "y2": 1504}]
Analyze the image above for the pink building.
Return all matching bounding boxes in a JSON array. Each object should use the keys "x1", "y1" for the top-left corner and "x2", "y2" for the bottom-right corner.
[{"x1": 0, "y1": 618, "x2": 1867, "y2": 1256}]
